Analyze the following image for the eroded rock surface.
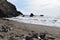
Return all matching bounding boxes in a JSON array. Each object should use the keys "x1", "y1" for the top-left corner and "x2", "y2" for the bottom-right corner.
[{"x1": 0, "y1": 0, "x2": 22, "y2": 18}]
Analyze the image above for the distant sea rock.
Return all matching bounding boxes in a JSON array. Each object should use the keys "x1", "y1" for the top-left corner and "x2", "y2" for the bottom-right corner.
[
  {"x1": 0, "y1": 0, "x2": 22, "y2": 18},
  {"x1": 30, "y1": 13, "x2": 34, "y2": 17}
]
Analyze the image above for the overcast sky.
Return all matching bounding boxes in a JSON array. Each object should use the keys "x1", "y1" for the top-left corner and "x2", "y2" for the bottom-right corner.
[{"x1": 7, "y1": 0, "x2": 60, "y2": 16}]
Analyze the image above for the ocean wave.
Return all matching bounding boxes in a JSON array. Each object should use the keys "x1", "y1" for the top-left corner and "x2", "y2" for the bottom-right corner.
[{"x1": 6, "y1": 16, "x2": 60, "y2": 27}]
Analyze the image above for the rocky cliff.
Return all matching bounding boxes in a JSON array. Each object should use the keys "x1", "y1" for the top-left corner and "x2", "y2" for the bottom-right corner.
[{"x1": 0, "y1": 0, "x2": 22, "y2": 18}]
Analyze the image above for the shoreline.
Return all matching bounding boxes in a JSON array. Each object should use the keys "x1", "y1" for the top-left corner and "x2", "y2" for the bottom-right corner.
[
  {"x1": 0, "y1": 19, "x2": 60, "y2": 40},
  {"x1": 5, "y1": 17, "x2": 60, "y2": 27}
]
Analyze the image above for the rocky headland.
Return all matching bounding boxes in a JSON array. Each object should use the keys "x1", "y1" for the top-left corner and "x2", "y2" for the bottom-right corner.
[{"x1": 0, "y1": 0, "x2": 23, "y2": 18}]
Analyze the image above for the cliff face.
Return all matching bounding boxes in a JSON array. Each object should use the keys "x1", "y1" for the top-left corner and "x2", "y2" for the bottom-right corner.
[{"x1": 0, "y1": 0, "x2": 22, "y2": 18}]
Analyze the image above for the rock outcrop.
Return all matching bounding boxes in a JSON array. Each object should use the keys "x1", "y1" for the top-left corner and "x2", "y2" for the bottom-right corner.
[
  {"x1": 30, "y1": 13, "x2": 34, "y2": 17},
  {"x1": 0, "y1": 0, "x2": 22, "y2": 18}
]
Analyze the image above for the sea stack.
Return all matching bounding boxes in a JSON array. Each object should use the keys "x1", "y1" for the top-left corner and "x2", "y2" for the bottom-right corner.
[{"x1": 0, "y1": 0, "x2": 22, "y2": 18}]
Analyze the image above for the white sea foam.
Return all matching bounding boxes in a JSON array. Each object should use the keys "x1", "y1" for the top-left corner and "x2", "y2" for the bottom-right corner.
[{"x1": 6, "y1": 15, "x2": 60, "y2": 27}]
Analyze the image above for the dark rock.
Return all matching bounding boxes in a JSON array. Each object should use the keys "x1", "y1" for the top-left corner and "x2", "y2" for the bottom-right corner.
[
  {"x1": 22, "y1": 15, "x2": 25, "y2": 17},
  {"x1": 30, "y1": 13, "x2": 34, "y2": 17},
  {"x1": 20, "y1": 34, "x2": 25, "y2": 39},
  {"x1": 9, "y1": 33, "x2": 18, "y2": 40},
  {"x1": 39, "y1": 33, "x2": 46, "y2": 39},
  {"x1": 1, "y1": 26, "x2": 8, "y2": 32},
  {"x1": 29, "y1": 31, "x2": 38, "y2": 39},
  {"x1": 9, "y1": 36, "x2": 17, "y2": 40},
  {"x1": 1, "y1": 25, "x2": 12, "y2": 32},
  {"x1": 17, "y1": 11, "x2": 23, "y2": 15},
  {"x1": 0, "y1": 34, "x2": 4, "y2": 38},
  {"x1": 0, "y1": 9, "x2": 6, "y2": 18},
  {"x1": 25, "y1": 36, "x2": 33, "y2": 40},
  {"x1": 40, "y1": 15, "x2": 44, "y2": 17},
  {"x1": 0, "y1": 0, "x2": 22, "y2": 18},
  {"x1": 2, "y1": 18, "x2": 10, "y2": 21}
]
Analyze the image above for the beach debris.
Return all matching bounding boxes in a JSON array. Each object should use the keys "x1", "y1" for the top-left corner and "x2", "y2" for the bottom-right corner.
[
  {"x1": 0, "y1": 26, "x2": 56, "y2": 40},
  {"x1": 15, "y1": 34, "x2": 20, "y2": 37},
  {"x1": 9, "y1": 35, "x2": 18, "y2": 40},
  {"x1": 0, "y1": 34, "x2": 4, "y2": 38},
  {"x1": 8, "y1": 30, "x2": 55, "y2": 40},
  {"x1": 39, "y1": 33, "x2": 46, "y2": 39},
  {"x1": 39, "y1": 32, "x2": 56, "y2": 40},
  {"x1": 9, "y1": 33, "x2": 18, "y2": 40},
  {"x1": 20, "y1": 34, "x2": 25, "y2": 39},
  {"x1": 38, "y1": 36, "x2": 41, "y2": 40},
  {"x1": 8, "y1": 31, "x2": 56, "y2": 40},
  {"x1": 25, "y1": 36, "x2": 33, "y2": 40},
  {"x1": 28, "y1": 31, "x2": 38, "y2": 39},
  {"x1": 0, "y1": 25, "x2": 12, "y2": 32}
]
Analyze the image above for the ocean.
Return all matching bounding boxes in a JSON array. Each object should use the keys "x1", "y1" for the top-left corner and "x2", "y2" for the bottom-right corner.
[{"x1": 6, "y1": 15, "x2": 60, "y2": 27}]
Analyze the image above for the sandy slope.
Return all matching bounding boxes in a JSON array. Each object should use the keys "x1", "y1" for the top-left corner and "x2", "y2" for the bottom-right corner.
[{"x1": 0, "y1": 19, "x2": 60, "y2": 40}]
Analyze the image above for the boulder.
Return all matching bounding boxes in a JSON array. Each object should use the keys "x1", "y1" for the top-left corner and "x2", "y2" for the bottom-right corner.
[
  {"x1": 40, "y1": 15, "x2": 44, "y2": 17},
  {"x1": 30, "y1": 13, "x2": 34, "y2": 17},
  {"x1": 0, "y1": 0, "x2": 22, "y2": 18}
]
